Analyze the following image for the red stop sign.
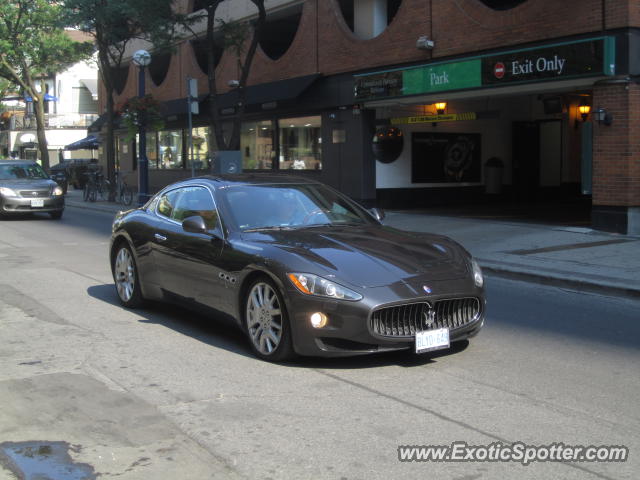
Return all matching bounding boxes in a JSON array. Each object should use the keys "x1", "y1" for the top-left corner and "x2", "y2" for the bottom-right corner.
[{"x1": 494, "y1": 62, "x2": 505, "y2": 79}]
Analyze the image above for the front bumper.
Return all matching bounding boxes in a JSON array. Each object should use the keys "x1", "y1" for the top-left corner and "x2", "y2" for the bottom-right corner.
[
  {"x1": 284, "y1": 278, "x2": 485, "y2": 357},
  {"x1": 1, "y1": 195, "x2": 65, "y2": 214}
]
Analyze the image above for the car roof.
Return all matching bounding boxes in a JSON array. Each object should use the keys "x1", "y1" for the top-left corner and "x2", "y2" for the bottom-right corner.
[
  {"x1": 0, "y1": 160, "x2": 37, "y2": 166},
  {"x1": 185, "y1": 174, "x2": 323, "y2": 188}
]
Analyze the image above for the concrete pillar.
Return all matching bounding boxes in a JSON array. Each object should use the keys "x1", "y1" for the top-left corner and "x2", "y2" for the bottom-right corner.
[
  {"x1": 354, "y1": 0, "x2": 387, "y2": 39},
  {"x1": 321, "y1": 108, "x2": 376, "y2": 205},
  {"x1": 591, "y1": 82, "x2": 640, "y2": 234}
]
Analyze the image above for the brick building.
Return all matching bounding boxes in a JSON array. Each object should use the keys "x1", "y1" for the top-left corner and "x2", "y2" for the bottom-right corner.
[{"x1": 98, "y1": 0, "x2": 640, "y2": 233}]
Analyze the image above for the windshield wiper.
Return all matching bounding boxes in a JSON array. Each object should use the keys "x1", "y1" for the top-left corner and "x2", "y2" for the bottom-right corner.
[{"x1": 243, "y1": 226, "x2": 295, "y2": 232}]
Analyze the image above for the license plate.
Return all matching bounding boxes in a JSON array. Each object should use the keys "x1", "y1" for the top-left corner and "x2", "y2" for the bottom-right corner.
[
  {"x1": 415, "y1": 328, "x2": 450, "y2": 353},
  {"x1": 30, "y1": 199, "x2": 44, "y2": 208}
]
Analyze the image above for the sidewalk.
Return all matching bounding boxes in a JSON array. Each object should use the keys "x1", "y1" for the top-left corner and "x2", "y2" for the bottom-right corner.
[
  {"x1": 64, "y1": 188, "x2": 640, "y2": 298},
  {"x1": 385, "y1": 211, "x2": 640, "y2": 298}
]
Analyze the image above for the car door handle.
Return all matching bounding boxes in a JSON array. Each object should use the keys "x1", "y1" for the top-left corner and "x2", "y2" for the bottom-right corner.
[{"x1": 154, "y1": 233, "x2": 167, "y2": 242}]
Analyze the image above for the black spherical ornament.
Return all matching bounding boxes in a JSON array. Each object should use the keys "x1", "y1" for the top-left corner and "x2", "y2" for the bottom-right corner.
[{"x1": 372, "y1": 127, "x2": 404, "y2": 164}]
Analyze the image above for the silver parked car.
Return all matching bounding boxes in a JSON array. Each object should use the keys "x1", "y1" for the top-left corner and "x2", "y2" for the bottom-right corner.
[{"x1": 0, "y1": 160, "x2": 65, "y2": 219}]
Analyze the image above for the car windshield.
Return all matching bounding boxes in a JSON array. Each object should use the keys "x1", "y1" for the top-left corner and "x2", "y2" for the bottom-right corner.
[
  {"x1": 0, "y1": 163, "x2": 48, "y2": 180},
  {"x1": 219, "y1": 183, "x2": 376, "y2": 231}
]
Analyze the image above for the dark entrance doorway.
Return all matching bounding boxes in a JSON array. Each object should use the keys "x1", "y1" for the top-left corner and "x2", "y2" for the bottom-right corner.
[{"x1": 512, "y1": 121, "x2": 540, "y2": 200}]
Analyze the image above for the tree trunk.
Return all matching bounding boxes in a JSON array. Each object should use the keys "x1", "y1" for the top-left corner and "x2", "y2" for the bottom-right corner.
[
  {"x1": 98, "y1": 43, "x2": 116, "y2": 201},
  {"x1": 33, "y1": 94, "x2": 50, "y2": 170},
  {"x1": 206, "y1": 1, "x2": 227, "y2": 155}
]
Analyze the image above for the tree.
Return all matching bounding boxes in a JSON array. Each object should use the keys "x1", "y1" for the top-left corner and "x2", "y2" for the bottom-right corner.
[
  {"x1": 63, "y1": 0, "x2": 184, "y2": 199},
  {"x1": 200, "y1": 0, "x2": 266, "y2": 154},
  {"x1": 0, "y1": 78, "x2": 13, "y2": 104},
  {"x1": 0, "y1": 0, "x2": 92, "y2": 169}
]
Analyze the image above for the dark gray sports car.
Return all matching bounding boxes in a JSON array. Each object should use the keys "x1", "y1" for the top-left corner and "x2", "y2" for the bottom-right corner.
[{"x1": 110, "y1": 175, "x2": 485, "y2": 361}]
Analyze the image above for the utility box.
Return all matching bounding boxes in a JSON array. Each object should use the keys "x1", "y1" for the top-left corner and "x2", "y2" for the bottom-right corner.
[
  {"x1": 212, "y1": 150, "x2": 242, "y2": 174},
  {"x1": 484, "y1": 157, "x2": 504, "y2": 194}
]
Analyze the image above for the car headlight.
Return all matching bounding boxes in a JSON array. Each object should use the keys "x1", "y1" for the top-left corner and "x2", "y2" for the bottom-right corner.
[
  {"x1": 471, "y1": 258, "x2": 484, "y2": 288},
  {"x1": 53, "y1": 186, "x2": 64, "y2": 196},
  {"x1": 0, "y1": 187, "x2": 17, "y2": 197},
  {"x1": 287, "y1": 273, "x2": 362, "y2": 301}
]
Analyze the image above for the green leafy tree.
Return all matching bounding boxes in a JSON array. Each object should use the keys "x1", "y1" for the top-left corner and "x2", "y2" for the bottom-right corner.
[
  {"x1": 63, "y1": 0, "x2": 184, "y2": 199},
  {"x1": 0, "y1": 0, "x2": 93, "y2": 169},
  {"x1": 0, "y1": 78, "x2": 13, "y2": 104},
  {"x1": 199, "y1": 0, "x2": 266, "y2": 154}
]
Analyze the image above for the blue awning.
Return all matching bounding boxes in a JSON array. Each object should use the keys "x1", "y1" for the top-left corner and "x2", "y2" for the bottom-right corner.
[
  {"x1": 23, "y1": 93, "x2": 59, "y2": 102},
  {"x1": 64, "y1": 135, "x2": 100, "y2": 150}
]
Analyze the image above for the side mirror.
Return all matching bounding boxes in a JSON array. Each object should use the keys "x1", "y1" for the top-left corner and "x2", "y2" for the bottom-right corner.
[
  {"x1": 182, "y1": 215, "x2": 208, "y2": 234},
  {"x1": 369, "y1": 207, "x2": 385, "y2": 222}
]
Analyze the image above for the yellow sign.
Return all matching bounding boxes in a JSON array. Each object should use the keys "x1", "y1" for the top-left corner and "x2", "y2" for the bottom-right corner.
[{"x1": 391, "y1": 112, "x2": 477, "y2": 124}]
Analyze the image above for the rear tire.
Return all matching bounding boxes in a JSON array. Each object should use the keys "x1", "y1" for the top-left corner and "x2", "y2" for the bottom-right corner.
[
  {"x1": 244, "y1": 277, "x2": 294, "y2": 362},
  {"x1": 112, "y1": 244, "x2": 144, "y2": 308},
  {"x1": 122, "y1": 187, "x2": 133, "y2": 206}
]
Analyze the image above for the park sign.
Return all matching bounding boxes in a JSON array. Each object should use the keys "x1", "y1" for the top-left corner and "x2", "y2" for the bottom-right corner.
[{"x1": 354, "y1": 37, "x2": 615, "y2": 101}]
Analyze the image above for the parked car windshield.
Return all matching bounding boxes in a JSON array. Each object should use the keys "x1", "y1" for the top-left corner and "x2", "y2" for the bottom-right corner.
[
  {"x1": 218, "y1": 183, "x2": 377, "y2": 231},
  {"x1": 0, "y1": 163, "x2": 48, "y2": 180}
]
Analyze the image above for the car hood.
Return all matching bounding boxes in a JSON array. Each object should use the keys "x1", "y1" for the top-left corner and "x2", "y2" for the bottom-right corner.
[
  {"x1": 244, "y1": 225, "x2": 470, "y2": 288},
  {"x1": 0, "y1": 179, "x2": 55, "y2": 190}
]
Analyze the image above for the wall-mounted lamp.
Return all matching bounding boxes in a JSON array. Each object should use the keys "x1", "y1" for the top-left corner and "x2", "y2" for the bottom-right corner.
[
  {"x1": 593, "y1": 107, "x2": 613, "y2": 126},
  {"x1": 435, "y1": 101, "x2": 447, "y2": 115},
  {"x1": 575, "y1": 98, "x2": 591, "y2": 129},
  {"x1": 578, "y1": 99, "x2": 591, "y2": 122}
]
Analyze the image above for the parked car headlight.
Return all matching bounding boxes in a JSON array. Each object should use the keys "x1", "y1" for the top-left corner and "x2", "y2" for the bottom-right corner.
[
  {"x1": 53, "y1": 186, "x2": 64, "y2": 196},
  {"x1": 0, "y1": 187, "x2": 17, "y2": 197},
  {"x1": 288, "y1": 273, "x2": 362, "y2": 301},
  {"x1": 471, "y1": 258, "x2": 484, "y2": 288}
]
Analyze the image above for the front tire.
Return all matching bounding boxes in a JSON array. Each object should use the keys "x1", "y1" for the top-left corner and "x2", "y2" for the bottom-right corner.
[
  {"x1": 112, "y1": 244, "x2": 144, "y2": 308},
  {"x1": 121, "y1": 187, "x2": 133, "y2": 206},
  {"x1": 244, "y1": 277, "x2": 294, "y2": 362},
  {"x1": 49, "y1": 210, "x2": 63, "y2": 220}
]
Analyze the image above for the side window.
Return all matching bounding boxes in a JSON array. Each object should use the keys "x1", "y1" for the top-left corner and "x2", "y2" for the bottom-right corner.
[
  {"x1": 157, "y1": 189, "x2": 180, "y2": 218},
  {"x1": 170, "y1": 186, "x2": 220, "y2": 231}
]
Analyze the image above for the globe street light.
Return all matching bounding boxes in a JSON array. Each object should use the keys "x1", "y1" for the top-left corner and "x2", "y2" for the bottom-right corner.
[{"x1": 132, "y1": 49, "x2": 151, "y2": 205}]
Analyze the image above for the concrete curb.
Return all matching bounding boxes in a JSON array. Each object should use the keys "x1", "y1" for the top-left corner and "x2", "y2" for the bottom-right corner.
[
  {"x1": 480, "y1": 259, "x2": 640, "y2": 299},
  {"x1": 65, "y1": 200, "x2": 131, "y2": 215}
]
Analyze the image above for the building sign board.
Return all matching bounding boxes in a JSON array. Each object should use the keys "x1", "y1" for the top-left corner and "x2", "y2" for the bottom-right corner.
[
  {"x1": 481, "y1": 39, "x2": 613, "y2": 85},
  {"x1": 354, "y1": 37, "x2": 615, "y2": 101},
  {"x1": 391, "y1": 112, "x2": 477, "y2": 124}
]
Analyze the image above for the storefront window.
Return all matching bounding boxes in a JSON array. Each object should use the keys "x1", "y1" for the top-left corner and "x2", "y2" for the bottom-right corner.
[
  {"x1": 241, "y1": 120, "x2": 274, "y2": 170},
  {"x1": 158, "y1": 130, "x2": 184, "y2": 169},
  {"x1": 135, "y1": 132, "x2": 160, "y2": 169},
  {"x1": 187, "y1": 127, "x2": 212, "y2": 170},
  {"x1": 278, "y1": 116, "x2": 322, "y2": 170}
]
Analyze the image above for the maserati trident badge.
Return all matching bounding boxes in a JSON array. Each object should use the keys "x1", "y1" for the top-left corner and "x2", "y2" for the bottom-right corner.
[{"x1": 422, "y1": 308, "x2": 436, "y2": 328}]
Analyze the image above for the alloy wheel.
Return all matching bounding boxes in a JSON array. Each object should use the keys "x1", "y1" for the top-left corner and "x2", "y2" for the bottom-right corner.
[
  {"x1": 246, "y1": 282, "x2": 284, "y2": 355},
  {"x1": 114, "y1": 247, "x2": 135, "y2": 303}
]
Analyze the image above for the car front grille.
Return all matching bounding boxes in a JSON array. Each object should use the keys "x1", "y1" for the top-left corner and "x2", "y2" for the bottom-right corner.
[
  {"x1": 370, "y1": 298, "x2": 481, "y2": 337},
  {"x1": 18, "y1": 190, "x2": 50, "y2": 198}
]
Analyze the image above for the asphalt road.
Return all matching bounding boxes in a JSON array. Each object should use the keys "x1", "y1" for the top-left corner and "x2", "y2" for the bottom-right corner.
[{"x1": 0, "y1": 206, "x2": 638, "y2": 480}]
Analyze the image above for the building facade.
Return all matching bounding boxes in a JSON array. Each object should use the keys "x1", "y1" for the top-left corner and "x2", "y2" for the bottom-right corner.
[
  {"x1": 100, "y1": 0, "x2": 640, "y2": 234},
  {"x1": 1, "y1": 31, "x2": 99, "y2": 166}
]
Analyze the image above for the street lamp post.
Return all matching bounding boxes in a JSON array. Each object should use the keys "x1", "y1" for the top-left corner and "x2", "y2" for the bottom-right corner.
[{"x1": 132, "y1": 49, "x2": 151, "y2": 206}]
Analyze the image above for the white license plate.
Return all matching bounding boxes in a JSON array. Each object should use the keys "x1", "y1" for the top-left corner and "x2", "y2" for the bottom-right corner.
[
  {"x1": 30, "y1": 199, "x2": 44, "y2": 208},
  {"x1": 415, "y1": 328, "x2": 450, "y2": 353}
]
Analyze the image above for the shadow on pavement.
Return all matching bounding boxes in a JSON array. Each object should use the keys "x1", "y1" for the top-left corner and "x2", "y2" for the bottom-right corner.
[
  {"x1": 485, "y1": 277, "x2": 640, "y2": 351},
  {"x1": 87, "y1": 284, "x2": 471, "y2": 369}
]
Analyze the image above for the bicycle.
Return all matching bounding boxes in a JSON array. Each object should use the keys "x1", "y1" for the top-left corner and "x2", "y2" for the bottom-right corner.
[
  {"x1": 83, "y1": 170, "x2": 101, "y2": 202},
  {"x1": 83, "y1": 168, "x2": 133, "y2": 206},
  {"x1": 114, "y1": 171, "x2": 134, "y2": 206}
]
